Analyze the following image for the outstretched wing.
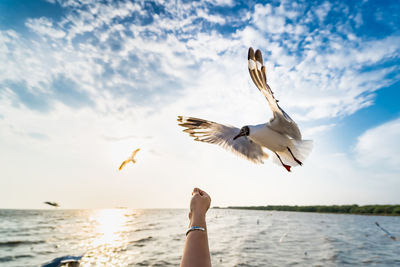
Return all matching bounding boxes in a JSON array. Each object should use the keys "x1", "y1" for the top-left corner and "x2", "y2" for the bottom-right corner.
[
  {"x1": 119, "y1": 159, "x2": 130, "y2": 171},
  {"x1": 130, "y1": 148, "x2": 140, "y2": 160},
  {"x1": 248, "y1": 47, "x2": 302, "y2": 140},
  {"x1": 178, "y1": 116, "x2": 268, "y2": 164}
]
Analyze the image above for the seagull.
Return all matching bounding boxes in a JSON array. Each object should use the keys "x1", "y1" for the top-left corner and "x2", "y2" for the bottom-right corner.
[
  {"x1": 375, "y1": 222, "x2": 397, "y2": 240},
  {"x1": 44, "y1": 201, "x2": 59, "y2": 207},
  {"x1": 177, "y1": 47, "x2": 313, "y2": 172},
  {"x1": 119, "y1": 148, "x2": 140, "y2": 171}
]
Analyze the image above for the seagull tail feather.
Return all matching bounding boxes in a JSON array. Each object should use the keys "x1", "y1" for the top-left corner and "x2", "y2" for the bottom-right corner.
[{"x1": 291, "y1": 139, "x2": 313, "y2": 163}]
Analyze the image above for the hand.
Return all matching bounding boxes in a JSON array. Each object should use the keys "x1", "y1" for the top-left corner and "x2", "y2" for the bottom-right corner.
[{"x1": 188, "y1": 188, "x2": 211, "y2": 228}]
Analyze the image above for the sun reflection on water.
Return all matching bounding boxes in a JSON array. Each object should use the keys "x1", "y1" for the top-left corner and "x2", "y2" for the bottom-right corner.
[
  {"x1": 93, "y1": 209, "x2": 127, "y2": 246},
  {"x1": 79, "y1": 209, "x2": 134, "y2": 267}
]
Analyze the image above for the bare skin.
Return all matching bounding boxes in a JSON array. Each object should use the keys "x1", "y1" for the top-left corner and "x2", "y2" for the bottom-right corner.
[{"x1": 180, "y1": 188, "x2": 212, "y2": 267}]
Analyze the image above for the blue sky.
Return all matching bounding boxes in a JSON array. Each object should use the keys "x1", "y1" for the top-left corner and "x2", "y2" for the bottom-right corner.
[{"x1": 0, "y1": 0, "x2": 399, "y2": 209}]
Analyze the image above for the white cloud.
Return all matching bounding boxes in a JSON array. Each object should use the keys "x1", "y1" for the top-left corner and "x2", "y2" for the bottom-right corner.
[
  {"x1": 8, "y1": 0, "x2": 396, "y2": 123},
  {"x1": 353, "y1": 12, "x2": 363, "y2": 27},
  {"x1": 25, "y1": 17, "x2": 66, "y2": 38},
  {"x1": 314, "y1": 1, "x2": 331, "y2": 23},
  {"x1": 303, "y1": 123, "x2": 336, "y2": 137},
  {"x1": 355, "y1": 118, "x2": 400, "y2": 171},
  {"x1": 252, "y1": 4, "x2": 287, "y2": 34},
  {"x1": 1, "y1": 0, "x2": 399, "y2": 131},
  {"x1": 197, "y1": 9, "x2": 226, "y2": 24},
  {"x1": 205, "y1": 0, "x2": 234, "y2": 6}
]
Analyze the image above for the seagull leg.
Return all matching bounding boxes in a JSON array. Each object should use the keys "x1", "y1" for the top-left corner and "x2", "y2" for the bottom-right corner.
[
  {"x1": 275, "y1": 152, "x2": 291, "y2": 172},
  {"x1": 287, "y1": 147, "x2": 303, "y2": 166}
]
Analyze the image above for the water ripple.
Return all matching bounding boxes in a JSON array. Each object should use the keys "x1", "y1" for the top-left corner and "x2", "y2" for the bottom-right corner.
[{"x1": 0, "y1": 209, "x2": 399, "y2": 267}]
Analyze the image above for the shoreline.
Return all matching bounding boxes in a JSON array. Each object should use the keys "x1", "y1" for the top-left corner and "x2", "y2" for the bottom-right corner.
[{"x1": 213, "y1": 204, "x2": 400, "y2": 216}]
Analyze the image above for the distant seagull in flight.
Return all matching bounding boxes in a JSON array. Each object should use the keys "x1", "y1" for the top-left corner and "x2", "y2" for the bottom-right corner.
[
  {"x1": 119, "y1": 148, "x2": 140, "y2": 171},
  {"x1": 44, "y1": 201, "x2": 59, "y2": 207},
  {"x1": 375, "y1": 222, "x2": 397, "y2": 240},
  {"x1": 178, "y1": 47, "x2": 313, "y2": 172}
]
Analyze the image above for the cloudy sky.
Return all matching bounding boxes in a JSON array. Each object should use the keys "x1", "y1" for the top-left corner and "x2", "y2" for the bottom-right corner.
[{"x1": 1, "y1": 0, "x2": 399, "y2": 209}]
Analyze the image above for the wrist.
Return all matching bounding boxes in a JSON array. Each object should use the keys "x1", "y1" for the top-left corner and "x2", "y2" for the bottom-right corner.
[{"x1": 189, "y1": 213, "x2": 206, "y2": 228}]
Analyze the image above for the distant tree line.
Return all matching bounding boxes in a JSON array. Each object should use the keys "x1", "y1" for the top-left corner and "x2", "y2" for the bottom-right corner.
[{"x1": 226, "y1": 205, "x2": 400, "y2": 216}]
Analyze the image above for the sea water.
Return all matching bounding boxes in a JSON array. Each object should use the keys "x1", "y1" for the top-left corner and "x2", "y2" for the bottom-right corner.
[{"x1": 0, "y1": 209, "x2": 399, "y2": 266}]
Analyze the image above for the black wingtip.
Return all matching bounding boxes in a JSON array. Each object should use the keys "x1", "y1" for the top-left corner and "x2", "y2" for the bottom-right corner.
[
  {"x1": 255, "y1": 49, "x2": 263, "y2": 64},
  {"x1": 248, "y1": 47, "x2": 254, "y2": 60}
]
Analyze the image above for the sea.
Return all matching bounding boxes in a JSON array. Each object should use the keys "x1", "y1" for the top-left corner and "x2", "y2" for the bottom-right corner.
[{"x1": 0, "y1": 208, "x2": 399, "y2": 267}]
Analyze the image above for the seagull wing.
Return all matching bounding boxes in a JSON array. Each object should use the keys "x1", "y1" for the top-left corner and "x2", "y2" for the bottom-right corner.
[
  {"x1": 130, "y1": 148, "x2": 140, "y2": 160},
  {"x1": 248, "y1": 47, "x2": 302, "y2": 140},
  {"x1": 178, "y1": 116, "x2": 268, "y2": 164},
  {"x1": 119, "y1": 159, "x2": 131, "y2": 171}
]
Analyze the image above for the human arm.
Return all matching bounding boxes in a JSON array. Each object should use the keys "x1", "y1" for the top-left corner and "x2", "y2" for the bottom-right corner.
[{"x1": 180, "y1": 188, "x2": 212, "y2": 267}]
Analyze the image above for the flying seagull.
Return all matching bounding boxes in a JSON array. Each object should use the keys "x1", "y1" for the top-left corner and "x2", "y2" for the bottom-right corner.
[
  {"x1": 119, "y1": 148, "x2": 140, "y2": 171},
  {"x1": 178, "y1": 47, "x2": 313, "y2": 172},
  {"x1": 44, "y1": 201, "x2": 59, "y2": 207},
  {"x1": 375, "y1": 222, "x2": 397, "y2": 240}
]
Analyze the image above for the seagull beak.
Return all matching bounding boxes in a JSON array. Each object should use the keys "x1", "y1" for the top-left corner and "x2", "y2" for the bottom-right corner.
[{"x1": 233, "y1": 132, "x2": 243, "y2": 140}]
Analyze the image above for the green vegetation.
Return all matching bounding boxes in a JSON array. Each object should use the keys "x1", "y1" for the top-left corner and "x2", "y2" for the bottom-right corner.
[{"x1": 226, "y1": 205, "x2": 400, "y2": 216}]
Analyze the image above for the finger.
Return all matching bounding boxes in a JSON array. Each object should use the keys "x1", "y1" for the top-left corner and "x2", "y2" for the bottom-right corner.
[
  {"x1": 199, "y1": 189, "x2": 209, "y2": 198},
  {"x1": 192, "y1": 187, "x2": 200, "y2": 196},
  {"x1": 198, "y1": 189, "x2": 204, "y2": 196}
]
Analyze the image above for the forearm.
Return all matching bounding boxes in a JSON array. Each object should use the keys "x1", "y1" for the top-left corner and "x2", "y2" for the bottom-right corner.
[{"x1": 180, "y1": 215, "x2": 211, "y2": 267}]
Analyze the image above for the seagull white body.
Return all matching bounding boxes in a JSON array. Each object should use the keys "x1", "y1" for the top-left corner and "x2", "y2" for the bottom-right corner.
[
  {"x1": 119, "y1": 148, "x2": 140, "y2": 171},
  {"x1": 248, "y1": 124, "x2": 291, "y2": 152},
  {"x1": 178, "y1": 47, "x2": 313, "y2": 172}
]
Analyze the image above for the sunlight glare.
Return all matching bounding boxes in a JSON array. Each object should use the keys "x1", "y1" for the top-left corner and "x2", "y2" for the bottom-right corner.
[{"x1": 80, "y1": 209, "x2": 132, "y2": 266}]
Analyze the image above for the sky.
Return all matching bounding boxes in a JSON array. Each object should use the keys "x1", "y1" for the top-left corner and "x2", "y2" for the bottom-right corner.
[{"x1": 0, "y1": 0, "x2": 399, "y2": 209}]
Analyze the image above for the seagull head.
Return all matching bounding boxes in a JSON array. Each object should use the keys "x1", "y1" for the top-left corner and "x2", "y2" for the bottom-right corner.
[{"x1": 233, "y1": 126, "x2": 250, "y2": 140}]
